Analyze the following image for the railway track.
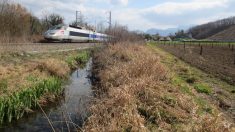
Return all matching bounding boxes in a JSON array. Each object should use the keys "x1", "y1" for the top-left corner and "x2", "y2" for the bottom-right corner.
[
  {"x1": 0, "y1": 42, "x2": 97, "y2": 46},
  {"x1": 0, "y1": 42, "x2": 101, "y2": 53}
]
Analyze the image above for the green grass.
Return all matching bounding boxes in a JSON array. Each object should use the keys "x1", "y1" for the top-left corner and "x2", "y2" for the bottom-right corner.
[
  {"x1": 195, "y1": 97, "x2": 213, "y2": 114},
  {"x1": 66, "y1": 51, "x2": 90, "y2": 69},
  {"x1": 0, "y1": 77, "x2": 62, "y2": 124},
  {"x1": 147, "y1": 43, "x2": 216, "y2": 115},
  {"x1": 0, "y1": 49, "x2": 91, "y2": 125},
  {"x1": 194, "y1": 83, "x2": 212, "y2": 94},
  {"x1": 151, "y1": 40, "x2": 235, "y2": 45}
]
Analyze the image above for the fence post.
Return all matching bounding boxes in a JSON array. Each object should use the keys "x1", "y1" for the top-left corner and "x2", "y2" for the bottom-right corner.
[{"x1": 200, "y1": 45, "x2": 203, "y2": 55}]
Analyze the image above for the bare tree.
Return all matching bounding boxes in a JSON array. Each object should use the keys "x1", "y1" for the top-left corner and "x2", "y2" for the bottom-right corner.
[
  {"x1": 41, "y1": 13, "x2": 64, "y2": 30},
  {"x1": 106, "y1": 22, "x2": 144, "y2": 43},
  {"x1": 96, "y1": 22, "x2": 105, "y2": 33},
  {"x1": 0, "y1": 0, "x2": 46, "y2": 43}
]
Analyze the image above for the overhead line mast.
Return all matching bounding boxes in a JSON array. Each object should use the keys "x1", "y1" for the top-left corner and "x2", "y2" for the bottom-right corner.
[
  {"x1": 109, "y1": 11, "x2": 112, "y2": 30},
  {"x1": 76, "y1": 11, "x2": 82, "y2": 26}
]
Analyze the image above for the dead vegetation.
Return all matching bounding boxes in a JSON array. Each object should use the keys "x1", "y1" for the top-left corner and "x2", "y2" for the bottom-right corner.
[
  {"x1": 84, "y1": 42, "x2": 234, "y2": 131},
  {"x1": 0, "y1": 0, "x2": 64, "y2": 43},
  {"x1": 0, "y1": 49, "x2": 91, "y2": 124},
  {"x1": 38, "y1": 58, "x2": 70, "y2": 78},
  {"x1": 0, "y1": 50, "x2": 89, "y2": 96}
]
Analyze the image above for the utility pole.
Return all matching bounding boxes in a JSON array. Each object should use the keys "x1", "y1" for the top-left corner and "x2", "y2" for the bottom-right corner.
[
  {"x1": 76, "y1": 11, "x2": 81, "y2": 26},
  {"x1": 108, "y1": 11, "x2": 112, "y2": 30}
]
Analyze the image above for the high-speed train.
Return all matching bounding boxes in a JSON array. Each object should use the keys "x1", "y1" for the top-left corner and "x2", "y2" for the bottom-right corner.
[{"x1": 44, "y1": 24, "x2": 109, "y2": 42}]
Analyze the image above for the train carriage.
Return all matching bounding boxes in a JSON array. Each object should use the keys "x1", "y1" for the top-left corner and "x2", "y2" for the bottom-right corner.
[{"x1": 44, "y1": 24, "x2": 109, "y2": 42}]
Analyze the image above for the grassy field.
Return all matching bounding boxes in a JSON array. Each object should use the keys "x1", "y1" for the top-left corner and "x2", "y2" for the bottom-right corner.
[
  {"x1": 148, "y1": 43, "x2": 235, "y2": 121},
  {"x1": 0, "y1": 49, "x2": 90, "y2": 124},
  {"x1": 84, "y1": 42, "x2": 234, "y2": 131}
]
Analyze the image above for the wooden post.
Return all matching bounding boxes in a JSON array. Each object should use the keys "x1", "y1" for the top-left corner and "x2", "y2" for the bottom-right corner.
[
  {"x1": 232, "y1": 45, "x2": 234, "y2": 51},
  {"x1": 200, "y1": 45, "x2": 203, "y2": 55}
]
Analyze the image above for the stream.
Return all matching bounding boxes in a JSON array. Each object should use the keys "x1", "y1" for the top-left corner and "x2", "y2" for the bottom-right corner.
[{"x1": 1, "y1": 58, "x2": 93, "y2": 132}]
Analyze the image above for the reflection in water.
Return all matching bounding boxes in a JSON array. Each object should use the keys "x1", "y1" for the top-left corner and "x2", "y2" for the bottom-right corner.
[{"x1": 1, "y1": 58, "x2": 93, "y2": 132}]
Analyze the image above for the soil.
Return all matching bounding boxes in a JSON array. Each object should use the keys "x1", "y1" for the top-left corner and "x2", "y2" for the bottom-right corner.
[
  {"x1": 158, "y1": 44, "x2": 235, "y2": 85},
  {"x1": 157, "y1": 43, "x2": 235, "y2": 122}
]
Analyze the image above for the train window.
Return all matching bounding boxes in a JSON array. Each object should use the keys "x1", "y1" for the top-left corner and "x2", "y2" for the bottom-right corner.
[
  {"x1": 49, "y1": 25, "x2": 63, "y2": 30},
  {"x1": 55, "y1": 26, "x2": 62, "y2": 29},
  {"x1": 69, "y1": 25, "x2": 82, "y2": 29}
]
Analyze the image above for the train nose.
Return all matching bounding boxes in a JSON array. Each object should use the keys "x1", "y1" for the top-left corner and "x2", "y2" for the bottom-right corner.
[{"x1": 44, "y1": 31, "x2": 56, "y2": 36}]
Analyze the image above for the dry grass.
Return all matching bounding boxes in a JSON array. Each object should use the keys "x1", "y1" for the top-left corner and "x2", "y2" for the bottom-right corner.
[
  {"x1": 84, "y1": 42, "x2": 233, "y2": 131},
  {"x1": 0, "y1": 43, "x2": 96, "y2": 54},
  {"x1": 0, "y1": 50, "x2": 89, "y2": 96},
  {"x1": 38, "y1": 58, "x2": 70, "y2": 78}
]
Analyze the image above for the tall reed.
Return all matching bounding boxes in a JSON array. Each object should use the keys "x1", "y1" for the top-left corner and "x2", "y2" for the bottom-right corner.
[{"x1": 0, "y1": 77, "x2": 62, "y2": 124}]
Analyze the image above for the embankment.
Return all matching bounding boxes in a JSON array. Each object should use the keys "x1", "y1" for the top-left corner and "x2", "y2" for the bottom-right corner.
[
  {"x1": 0, "y1": 50, "x2": 90, "y2": 124},
  {"x1": 84, "y1": 42, "x2": 233, "y2": 131}
]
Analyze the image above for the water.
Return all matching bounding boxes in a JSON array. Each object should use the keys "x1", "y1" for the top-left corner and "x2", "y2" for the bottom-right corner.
[{"x1": 0, "y1": 58, "x2": 93, "y2": 132}]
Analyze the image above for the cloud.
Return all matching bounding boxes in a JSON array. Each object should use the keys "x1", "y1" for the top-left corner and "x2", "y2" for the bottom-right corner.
[
  {"x1": 109, "y1": 0, "x2": 129, "y2": 6},
  {"x1": 145, "y1": 0, "x2": 229, "y2": 15},
  {"x1": 17, "y1": 0, "x2": 235, "y2": 31}
]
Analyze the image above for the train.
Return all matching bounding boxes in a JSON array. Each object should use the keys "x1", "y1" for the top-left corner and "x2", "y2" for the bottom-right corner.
[{"x1": 43, "y1": 24, "x2": 109, "y2": 42}]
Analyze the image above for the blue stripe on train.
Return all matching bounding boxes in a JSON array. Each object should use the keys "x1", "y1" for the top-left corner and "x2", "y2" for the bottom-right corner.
[{"x1": 89, "y1": 34, "x2": 97, "y2": 38}]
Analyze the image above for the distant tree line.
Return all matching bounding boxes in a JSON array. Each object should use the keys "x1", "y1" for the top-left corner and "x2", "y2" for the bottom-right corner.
[
  {"x1": 144, "y1": 16, "x2": 235, "y2": 41},
  {"x1": 0, "y1": 0, "x2": 64, "y2": 43}
]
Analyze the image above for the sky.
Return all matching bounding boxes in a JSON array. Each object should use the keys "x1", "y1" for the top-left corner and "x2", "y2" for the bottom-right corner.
[{"x1": 17, "y1": 0, "x2": 235, "y2": 31}]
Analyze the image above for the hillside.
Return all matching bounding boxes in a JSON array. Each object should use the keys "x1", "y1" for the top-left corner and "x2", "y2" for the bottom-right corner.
[
  {"x1": 209, "y1": 25, "x2": 235, "y2": 41},
  {"x1": 188, "y1": 16, "x2": 235, "y2": 39}
]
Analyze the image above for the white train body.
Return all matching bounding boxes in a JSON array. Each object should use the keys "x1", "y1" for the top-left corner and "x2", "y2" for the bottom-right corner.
[{"x1": 44, "y1": 24, "x2": 108, "y2": 42}]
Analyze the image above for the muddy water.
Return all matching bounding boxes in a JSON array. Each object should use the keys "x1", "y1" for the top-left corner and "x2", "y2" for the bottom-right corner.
[{"x1": 1, "y1": 58, "x2": 93, "y2": 132}]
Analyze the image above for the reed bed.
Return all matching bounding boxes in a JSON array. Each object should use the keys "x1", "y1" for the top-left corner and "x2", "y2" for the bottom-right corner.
[{"x1": 0, "y1": 77, "x2": 62, "y2": 124}]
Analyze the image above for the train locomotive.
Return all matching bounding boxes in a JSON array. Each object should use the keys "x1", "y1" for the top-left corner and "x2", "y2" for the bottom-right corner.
[{"x1": 44, "y1": 24, "x2": 109, "y2": 42}]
